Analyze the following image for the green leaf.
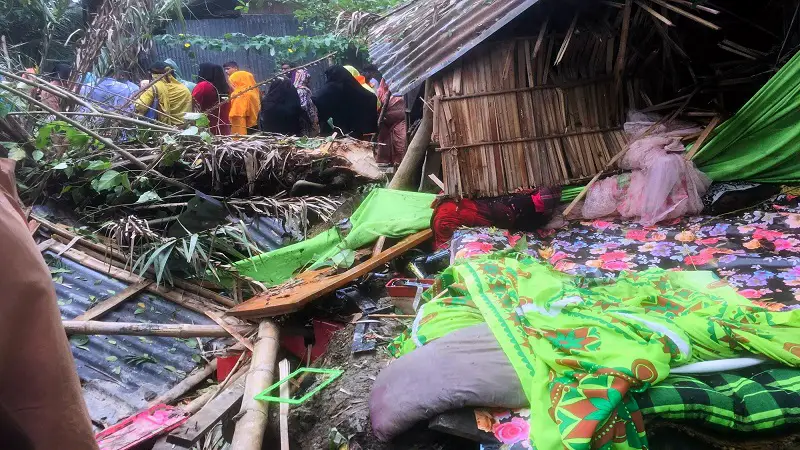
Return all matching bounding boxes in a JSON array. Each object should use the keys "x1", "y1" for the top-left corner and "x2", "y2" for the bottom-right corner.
[
  {"x1": 86, "y1": 160, "x2": 111, "y2": 171},
  {"x1": 183, "y1": 112, "x2": 203, "y2": 121},
  {"x1": 180, "y1": 126, "x2": 199, "y2": 136},
  {"x1": 187, "y1": 234, "x2": 199, "y2": 262},
  {"x1": 191, "y1": 354, "x2": 202, "y2": 363},
  {"x1": 70, "y1": 335, "x2": 89, "y2": 347},
  {"x1": 32, "y1": 150, "x2": 44, "y2": 161},
  {"x1": 112, "y1": 366, "x2": 122, "y2": 375},
  {"x1": 200, "y1": 131, "x2": 212, "y2": 143},
  {"x1": 106, "y1": 356, "x2": 118, "y2": 362},
  {"x1": 184, "y1": 339, "x2": 198, "y2": 349},
  {"x1": 53, "y1": 162, "x2": 69, "y2": 170},
  {"x1": 108, "y1": 339, "x2": 117, "y2": 345},
  {"x1": 134, "y1": 307, "x2": 145, "y2": 315},
  {"x1": 92, "y1": 170, "x2": 122, "y2": 192},
  {"x1": 135, "y1": 190, "x2": 162, "y2": 204},
  {"x1": 196, "y1": 115, "x2": 210, "y2": 128},
  {"x1": 8, "y1": 146, "x2": 26, "y2": 161}
]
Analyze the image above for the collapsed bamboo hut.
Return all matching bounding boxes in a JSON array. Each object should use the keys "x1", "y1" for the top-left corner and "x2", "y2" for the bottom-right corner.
[{"x1": 369, "y1": 0, "x2": 799, "y2": 197}]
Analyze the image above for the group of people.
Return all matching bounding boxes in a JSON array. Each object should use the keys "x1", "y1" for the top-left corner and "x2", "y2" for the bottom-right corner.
[{"x1": 30, "y1": 59, "x2": 408, "y2": 165}]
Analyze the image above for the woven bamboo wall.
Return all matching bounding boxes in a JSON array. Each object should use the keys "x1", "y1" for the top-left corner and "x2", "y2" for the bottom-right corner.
[{"x1": 433, "y1": 31, "x2": 627, "y2": 198}]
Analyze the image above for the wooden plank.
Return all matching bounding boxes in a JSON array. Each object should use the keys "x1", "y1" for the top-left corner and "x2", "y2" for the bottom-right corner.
[
  {"x1": 205, "y1": 311, "x2": 254, "y2": 352},
  {"x1": 614, "y1": 0, "x2": 632, "y2": 94},
  {"x1": 37, "y1": 238, "x2": 56, "y2": 252},
  {"x1": 685, "y1": 115, "x2": 722, "y2": 160},
  {"x1": 166, "y1": 377, "x2": 246, "y2": 446},
  {"x1": 74, "y1": 279, "x2": 153, "y2": 321},
  {"x1": 229, "y1": 229, "x2": 433, "y2": 318}
]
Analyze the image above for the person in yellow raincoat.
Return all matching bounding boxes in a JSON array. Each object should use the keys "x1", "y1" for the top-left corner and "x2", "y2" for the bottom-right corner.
[
  {"x1": 135, "y1": 62, "x2": 192, "y2": 126},
  {"x1": 228, "y1": 70, "x2": 261, "y2": 135}
]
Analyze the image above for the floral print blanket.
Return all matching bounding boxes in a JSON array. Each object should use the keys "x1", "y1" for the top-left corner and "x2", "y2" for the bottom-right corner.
[{"x1": 451, "y1": 194, "x2": 800, "y2": 310}]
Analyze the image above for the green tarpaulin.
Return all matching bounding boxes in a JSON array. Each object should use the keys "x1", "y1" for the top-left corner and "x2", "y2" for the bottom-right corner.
[
  {"x1": 233, "y1": 188, "x2": 435, "y2": 285},
  {"x1": 693, "y1": 51, "x2": 800, "y2": 182}
]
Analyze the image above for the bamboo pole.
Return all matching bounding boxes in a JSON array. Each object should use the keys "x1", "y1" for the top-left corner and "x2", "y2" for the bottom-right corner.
[
  {"x1": 62, "y1": 320, "x2": 247, "y2": 337},
  {"x1": 230, "y1": 321, "x2": 279, "y2": 450},
  {"x1": 150, "y1": 360, "x2": 219, "y2": 407}
]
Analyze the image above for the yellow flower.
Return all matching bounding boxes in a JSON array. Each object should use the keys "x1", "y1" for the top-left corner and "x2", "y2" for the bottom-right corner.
[
  {"x1": 743, "y1": 239, "x2": 761, "y2": 250},
  {"x1": 675, "y1": 230, "x2": 695, "y2": 242},
  {"x1": 184, "y1": 42, "x2": 191, "y2": 48},
  {"x1": 586, "y1": 259, "x2": 603, "y2": 268},
  {"x1": 287, "y1": 48, "x2": 294, "y2": 53}
]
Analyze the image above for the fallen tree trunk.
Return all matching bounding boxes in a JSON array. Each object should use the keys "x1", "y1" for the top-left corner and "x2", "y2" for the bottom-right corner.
[
  {"x1": 229, "y1": 320, "x2": 279, "y2": 450},
  {"x1": 388, "y1": 80, "x2": 434, "y2": 190},
  {"x1": 62, "y1": 320, "x2": 249, "y2": 337}
]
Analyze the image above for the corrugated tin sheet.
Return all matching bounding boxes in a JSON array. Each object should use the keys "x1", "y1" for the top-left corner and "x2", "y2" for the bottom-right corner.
[
  {"x1": 153, "y1": 15, "x2": 331, "y2": 91},
  {"x1": 46, "y1": 251, "x2": 223, "y2": 428},
  {"x1": 367, "y1": 0, "x2": 541, "y2": 95}
]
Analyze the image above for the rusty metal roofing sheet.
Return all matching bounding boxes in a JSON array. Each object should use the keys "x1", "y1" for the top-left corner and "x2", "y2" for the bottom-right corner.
[
  {"x1": 45, "y1": 251, "x2": 222, "y2": 428},
  {"x1": 368, "y1": 0, "x2": 540, "y2": 95}
]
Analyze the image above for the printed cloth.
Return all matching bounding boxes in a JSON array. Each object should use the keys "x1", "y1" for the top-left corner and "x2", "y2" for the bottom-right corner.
[
  {"x1": 451, "y1": 194, "x2": 800, "y2": 309},
  {"x1": 390, "y1": 252, "x2": 800, "y2": 449},
  {"x1": 477, "y1": 365, "x2": 800, "y2": 450}
]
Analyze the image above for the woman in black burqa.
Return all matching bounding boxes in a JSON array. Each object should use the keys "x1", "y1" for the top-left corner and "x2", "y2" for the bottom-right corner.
[
  {"x1": 312, "y1": 65, "x2": 378, "y2": 138},
  {"x1": 259, "y1": 76, "x2": 304, "y2": 135}
]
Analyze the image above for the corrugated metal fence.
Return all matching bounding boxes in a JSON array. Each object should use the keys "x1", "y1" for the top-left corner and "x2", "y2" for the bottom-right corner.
[{"x1": 153, "y1": 15, "x2": 330, "y2": 91}]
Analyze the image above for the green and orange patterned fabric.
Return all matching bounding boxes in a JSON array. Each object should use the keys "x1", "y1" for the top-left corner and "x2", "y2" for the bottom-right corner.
[{"x1": 389, "y1": 252, "x2": 800, "y2": 449}]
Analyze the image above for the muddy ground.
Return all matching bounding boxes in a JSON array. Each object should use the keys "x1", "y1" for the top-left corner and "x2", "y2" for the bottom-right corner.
[{"x1": 263, "y1": 318, "x2": 475, "y2": 450}]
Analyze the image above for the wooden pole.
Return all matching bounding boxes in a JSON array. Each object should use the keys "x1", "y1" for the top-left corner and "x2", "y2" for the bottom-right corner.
[
  {"x1": 389, "y1": 80, "x2": 434, "y2": 190},
  {"x1": 150, "y1": 360, "x2": 219, "y2": 407},
  {"x1": 230, "y1": 321, "x2": 279, "y2": 450},
  {"x1": 62, "y1": 320, "x2": 248, "y2": 337}
]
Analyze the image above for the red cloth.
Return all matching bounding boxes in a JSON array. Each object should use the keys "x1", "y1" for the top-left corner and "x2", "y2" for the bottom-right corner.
[
  {"x1": 192, "y1": 81, "x2": 231, "y2": 135},
  {"x1": 431, "y1": 187, "x2": 562, "y2": 248},
  {"x1": 432, "y1": 198, "x2": 491, "y2": 248}
]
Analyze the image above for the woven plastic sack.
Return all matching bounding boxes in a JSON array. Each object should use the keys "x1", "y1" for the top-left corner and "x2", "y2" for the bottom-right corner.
[{"x1": 582, "y1": 174, "x2": 629, "y2": 219}]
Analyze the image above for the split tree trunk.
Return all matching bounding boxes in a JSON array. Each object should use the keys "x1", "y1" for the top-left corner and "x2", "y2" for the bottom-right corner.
[
  {"x1": 388, "y1": 80, "x2": 434, "y2": 190},
  {"x1": 229, "y1": 321, "x2": 279, "y2": 450}
]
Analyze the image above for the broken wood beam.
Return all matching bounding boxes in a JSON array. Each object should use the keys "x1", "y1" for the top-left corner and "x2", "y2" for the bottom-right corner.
[
  {"x1": 228, "y1": 229, "x2": 433, "y2": 318},
  {"x1": 230, "y1": 320, "x2": 279, "y2": 450},
  {"x1": 166, "y1": 374, "x2": 247, "y2": 447},
  {"x1": 62, "y1": 320, "x2": 250, "y2": 337},
  {"x1": 205, "y1": 311, "x2": 254, "y2": 352},
  {"x1": 149, "y1": 360, "x2": 219, "y2": 407},
  {"x1": 74, "y1": 280, "x2": 153, "y2": 321}
]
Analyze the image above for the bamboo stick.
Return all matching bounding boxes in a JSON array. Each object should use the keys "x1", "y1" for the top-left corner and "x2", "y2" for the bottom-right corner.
[
  {"x1": 62, "y1": 320, "x2": 243, "y2": 337},
  {"x1": 230, "y1": 320, "x2": 279, "y2": 450},
  {"x1": 685, "y1": 115, "x2": 721, "y2": 160},
  {"x1": 279, "y1": 359, "x2": 290, "y2": 450},
  {"x1": 150, "y1": 360, "x2": 219, "y2": 407},
  {"x1": 649, "y1": 0, "x2": 720, "y2": 30}
]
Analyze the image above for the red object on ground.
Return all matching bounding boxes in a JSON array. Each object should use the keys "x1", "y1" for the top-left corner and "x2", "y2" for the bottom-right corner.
[
  {"x1": 386, "y1": 278, "x2": 435, "y2": 297},
  {"x1": 216, "y1": 352, "x2": 243, "y2": 382},
  {"x1": 281, "y1": 319, "x2": 344, "y2": 363},
  {"x1": 95, "y1": 404, "x2": 187, "y2": 450}
]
